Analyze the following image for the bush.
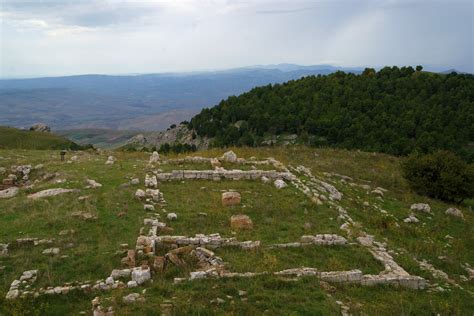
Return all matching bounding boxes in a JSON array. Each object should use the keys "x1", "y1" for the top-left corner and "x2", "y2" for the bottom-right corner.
[{"x1": 401, "y1": 151, "x2": 474, "y2": 203}]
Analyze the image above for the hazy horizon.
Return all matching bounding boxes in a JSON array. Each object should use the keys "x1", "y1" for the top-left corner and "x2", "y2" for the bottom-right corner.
[{"x1": 1, "y1": 0, "x2": 472, "y2": 78}]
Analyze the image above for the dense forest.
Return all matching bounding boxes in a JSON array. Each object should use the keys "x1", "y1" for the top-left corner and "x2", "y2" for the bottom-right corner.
[{"x1": 189, "y1": 66, "x2": 474, "y2": 161}]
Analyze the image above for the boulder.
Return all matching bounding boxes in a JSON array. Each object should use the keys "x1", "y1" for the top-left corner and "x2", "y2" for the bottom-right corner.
[
  {"x1": 410, "y1": 203, "x2": 431, "y2": 213},
  {"x1": 445, "y1": 207, "x2": 464, "y2": 219},
  {"x1": 131, "y1": 266, "x2": 151, "y2": 285},
  {"x1": 230, "y1": 214, "x2": 253, "y2": 230},
  {"x1": 28, "y1": 188, "x2": 78, "y2": 199},
  {"x1": 274, "y1": 179, "x2": 287, "y2": 189},
  {"x1": 149, "y1": 151, "x2": 160, "y2": 164},
  {"x1": 0, "y1": 187, "x2": 19, "y2": 199},
  {"x1": 221, "y1": 151, "x2": 237, "y2": 163},
  {"x1": 30, "y1": 123, "x2": 50, "y2": 132},
  {"x1": 222, "y1": 191, "x2": 241, "y2": 206}
]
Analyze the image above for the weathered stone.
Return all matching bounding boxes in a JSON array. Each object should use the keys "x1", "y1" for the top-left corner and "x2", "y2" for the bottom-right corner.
[
  {"x1": 86, "y1": 179, "x2": 102, "y2": 189},
  {"x1": 71, "y1": 211, "x2": 97, "y2": 221},
  {"x1": 131, "y1": 266, "x2": 151, "y2": 285},
  {"x1": 403, "y1": 215, "x2": 419, "y2": 223},
  {"x1": 144, "y1": 204, "x2": 155, "y2": 211},
  {"x1": 167, "y1": 212, "x2": 177, "y2": 220},
  {"x1": 110, "y1": 269, "x2": 131, "y2": 279},
  {"x1": 274, "y1": 179, "x2": 287, "y2": 189},
  {"x1": 410, "y1": 203, "x2": 431, "y2": 213},
  {"x1": 445, "y1": 207, "x2": 464, "y2": 219},
  {"x1": 105, "y1": 156, "x2": 115, "y2": 165},
  {"x1": 28, "y1": 188, "x2": 79, "y2": 199},
  {"x1": 130, "y1": 178, "x2": 140, "y2": 185},
  {"x1": 0, "y1": 187, "x2": 19, "y2": 199},
  {"x1": 135, "y1": 189, "x2": 146, "y2": 199},
  {"x1": 221, "y1": 151, "x2": 237, "y2": 162},
  {"x1": 149, "y1": 151, "x2": 160, "y2": 163},
  {"x1": 230, "y1": 214, "x2": 253, "y2": 230},
  {"x1": 42, "y1": 248, "x2": 60, "y2": 255},
  {"x1": 127, "y1": 280, "x2": 138, "y2": 288},
  {"x1": 123, "y1": 250, "x2": 136, "y2": 268},
  {"x1": 261, "y1": 176, "x2": 270, "y2": 184},
  {"x1": 210, "y1": 158, "x2": 221, "y2": 168},
  {"x1": 0, "y1": 243, "x2": 8, "y2": 255},
  {"x1": 371, "y1": 189, "x2": 384, "y2": 197},
  {"x1": 5, "y1": 289, "x2": 19, "y2": 300},
  {"x1": 152, "y1": 256, "x2": 166, "y2": 272},
  {"x1": 123, "y1": 292, "x2": 141, "y2": 304},
  {"x1": 145, "y1": 174, "x2": 158, "y2": 188},
  {"x1": 222, "y1": 191, "x2": 241, "y2": 206}
]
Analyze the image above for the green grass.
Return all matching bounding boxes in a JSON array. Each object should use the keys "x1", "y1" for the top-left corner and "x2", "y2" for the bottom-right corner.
[
  {"x1": 0, "y1": 127, "x2": 82, "y2": 150},
  {"x1": 0, "y1": 147, "x2": 473, "y2": 315}
]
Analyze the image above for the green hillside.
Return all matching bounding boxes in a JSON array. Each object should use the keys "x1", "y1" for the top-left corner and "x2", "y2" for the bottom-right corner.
[
  {"x1": 0, "y1": 147, "x2": 473, "y2": 314},
  {"x1": 0, "y1": 126, "x2": 84, "y2": 150},
  {"x1": 190, "y1": 67, "x2": 474, "y2": 160}
]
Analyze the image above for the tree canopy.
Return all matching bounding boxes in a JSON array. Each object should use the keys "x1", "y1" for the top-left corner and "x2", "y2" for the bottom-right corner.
[{"x1": 190, "y1": 67, "x2": 473, "y2": 161}]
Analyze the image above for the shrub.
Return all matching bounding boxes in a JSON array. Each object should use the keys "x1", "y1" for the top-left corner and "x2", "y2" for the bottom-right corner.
[{"x1": 401, "y1": 151, "x2": 474, "y2": 203}]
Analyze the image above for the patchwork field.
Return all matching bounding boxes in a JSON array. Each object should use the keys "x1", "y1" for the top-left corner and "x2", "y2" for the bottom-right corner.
[{"x1": 0, "y1": 147, "x2": 472, "y2": 315}]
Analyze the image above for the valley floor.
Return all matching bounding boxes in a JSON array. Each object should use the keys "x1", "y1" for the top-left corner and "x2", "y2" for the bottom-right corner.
[{"x1": 0, "y1": 147, "x2": 472, "y2": 315}]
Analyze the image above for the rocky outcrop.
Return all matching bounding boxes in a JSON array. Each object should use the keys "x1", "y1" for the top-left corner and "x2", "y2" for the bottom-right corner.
[
  {"x1": 30, "y1": 123, "x2": 51, "y2": 132},
  {"x1": 126, "y1": 124, "x2": 209, "y2": 150}
]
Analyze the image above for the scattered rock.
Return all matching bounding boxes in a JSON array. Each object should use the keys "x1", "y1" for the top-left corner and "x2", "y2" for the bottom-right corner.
[
  {"x1": 371, "y1": 189, "x2": 384, "y2": 197},
  {"x1": 130, "y1": 178, "x2": 140, "y2": 185},
  {"x1": 230, "y1": 214, "x2": 253, "y2": 230},
  {"x1": 28, "y1": 188, "x2": 79, "y2": 200},
  {"x1": 127, "y1": 280, "x2": 138, "y2": 288},
  {"x1": 144, "y1": 204, "x2": 155, "y2": 211},
  {"x1": 261, "y1": 176, "x2": 270, "y2": 184},
  {"x1": 222, "y1": 191, "x2": 241, "y2": 206},
  {"x1": 403, "y1": 215, "x2": 419, "y2": 223},
  {"x1": 274, "y1": 179, "x2": 287, "y2": 189},
  {"x1": 85, "y1": 179, "x2": 102, "y2": 189},
  {"x1": 445, "y1": 207, "x2": 464, "y2": 219},
  {"x1": 210, "y1": 158, "x2": 221, "y2": 168},
  {"x1": 42, "y1": 248, "x2": 60, "y2": 255},
  {"x1": 123, "y1": 292, "x2": 142, "y2": 304},
  {"x1": 58, "y1": 229, "x2": 75, "y2": 236},
  {"x1": 71, "y1": 211, "x2": 97, "y2": 221},
  {"x1": 167, "y1": 212, "x2": 177, "y2": 220},
  {"x1": 0, "y1": 187, "x2": 19, "y2": 199},
  {"x1": 149, "y1": 151, "x2": 160, "y2": 164},
  {"x1": 410, "y1": 203, "x2": 431, "y2": 213},
  {"x1": 0, "y1": 243, "x2": 8, "y2": 255},
  {"x1": 105, "y1": 156, "x2": 116, "y2": 165}
]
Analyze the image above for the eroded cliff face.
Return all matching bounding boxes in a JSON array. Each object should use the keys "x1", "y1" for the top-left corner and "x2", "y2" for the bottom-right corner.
[{"x1": 126, "y1": 124, "x2": 210, "y2": 150}]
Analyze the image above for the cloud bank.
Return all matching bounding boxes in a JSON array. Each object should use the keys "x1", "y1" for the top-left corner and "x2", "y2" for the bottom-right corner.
[{"x1": 1, "y1": 0, "x2": 472, "y2": 77}]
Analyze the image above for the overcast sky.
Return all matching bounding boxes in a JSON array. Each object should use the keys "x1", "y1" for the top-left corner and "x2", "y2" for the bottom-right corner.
[{"x1": 0, "y1": 0, "x2": 472, "y2": 78}]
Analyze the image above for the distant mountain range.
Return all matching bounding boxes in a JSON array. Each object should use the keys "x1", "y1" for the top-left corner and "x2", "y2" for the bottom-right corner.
[{"x1": 0, "y1": 64, "x2": 362, "y2": 132}]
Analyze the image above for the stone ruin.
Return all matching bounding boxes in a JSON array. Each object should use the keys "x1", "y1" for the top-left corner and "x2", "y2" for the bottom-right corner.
[{"x1": 4, "y1": 151, "x2": 429, "y2": 302}]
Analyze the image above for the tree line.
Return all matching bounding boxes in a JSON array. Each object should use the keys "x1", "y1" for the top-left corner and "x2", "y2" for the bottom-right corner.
[{"x1": 189, "y1": 66, "x2": 474, "y2": 161}]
